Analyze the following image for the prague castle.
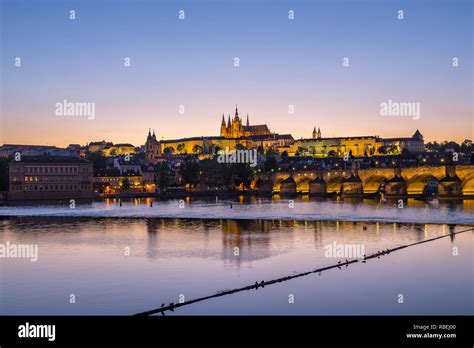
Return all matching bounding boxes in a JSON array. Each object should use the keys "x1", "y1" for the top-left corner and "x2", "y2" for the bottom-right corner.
[
  {"x1": 291, "y1": 128, "x2": 424, "y2": 157},
  {"x1": 145, "y1": 106, "x2": 424, "y2": 164},
  {"x1": 145, "y1": 106, "x2": 293, "y2": 164}
]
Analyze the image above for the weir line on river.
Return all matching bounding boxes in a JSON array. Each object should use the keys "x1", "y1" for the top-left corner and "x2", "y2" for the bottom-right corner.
[{"x1": 133, "y1": 227, "x2": 473, "y2": 316}]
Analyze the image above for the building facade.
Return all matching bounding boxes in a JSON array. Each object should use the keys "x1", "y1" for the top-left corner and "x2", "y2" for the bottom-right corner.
[
  {"x1": 145, "y1": 107, "x2": 282, "y2": 163},
  {"x1": 8, "y1": 156, "x2": 93, "y2": 200},
  {"x1": 220, "y1": 107, "x2": 271, "y2": 138},
  {"x1": 88, "y1": 141, "x2": 136, "y2": 156},
  {"x1": 381, "y1": 130, "x2": 424, "y2": 154},
  {"x1": 144, "y1": 109, "x2": 425, "y2": 163},
  {"x1": 145, "y1": 129, "x2": 163, "y2": 164},
  {"x1": 0, "y1": 144, "x2": 73, "y2": 157},
  {"x1": 292, "y1": 129, "x2": 424, "y2": 157}
]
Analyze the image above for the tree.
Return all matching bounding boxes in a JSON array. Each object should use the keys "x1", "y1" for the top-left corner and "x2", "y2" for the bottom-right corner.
[
  {"x1": 121, "y1": 177, "x2": 131, "y2": 190},
  {"x1": 389, "y1": 145, "x2": 399, "y2": 154},
  {"x1": 440, "y1": 141, "x2": 460, "y2": 153},
  {"x1": 221, "y1": 163, "x2": 235, "y2": 188},
  {"x1": 328, "y1": 150, "x2": 337, "y2": 157},
  {"x1": 401, "y1": 148, "x2": 412, "y2": 158},
  {"x1": 265, "y1": 146, "x2": 276, "y2": 157},
  {"x1": 155, "y1": 162, "x2": 170, "y2": 190},
  {"x1": 199, "y1": 158, "x2": 222, "y2": 188},
  {"x1": 232, "y1": 163, "x2": 255, "y2": 189},
  {"x1": 264, "y1": 155, "x2": 278, "y2": 172},
  {"x1": 85, "y1": 151, "x2": 107, "y2": 170},
  {"x1": 460, "y1": 139, "x2": 472, "y2": 154},
  {"x1": 180, "y1": 156, "x2": 199, "y2": 185},
  {"x1": 281, "y1": 150, "x2": 289, "y2": 158},
  {"x1": 192, "y1": 144, "x2": 203, "y2": 154},
  {"x1": 164, "y1": 147, "x2": 175, "y2": 155},
  {"x1": 206, "y1": 144, "x2": 216, "y2": 155},
  {"x1": 235, "y1": 143, "x2": 246, "y2": 150},
  {"x1": 0, "y1": 157, "x2": 11, "y2": 191},
  {"x1": 296, "y1": 146, "x2": 306, "y2": 156},
  {"x1": 177, "y1": 143, "x2": 186, "y2": 154}
]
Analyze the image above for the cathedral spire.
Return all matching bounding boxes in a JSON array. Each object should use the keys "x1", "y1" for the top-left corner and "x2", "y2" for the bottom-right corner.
[
  {"x1": 246, "y1": 113, "x2": 249, "y2": 127},
  {"x1": 312, "y1": 126, "x2": 317, "y2": 139},
  {"x1": 227, "y1": 114, "x2": 231, "y2": 128},
  {"x1": 220, "y1": 114, "x2": 227, "y2": 137},
  {"x1": 152, "y1": 129, "x2": 156, "y2": 139},
  {"x1": 235, "y1": 105, "x2": 239, "y2": 118},
  {"x1": 148, "y1": 128, "x2": 151, "y2": 136}
]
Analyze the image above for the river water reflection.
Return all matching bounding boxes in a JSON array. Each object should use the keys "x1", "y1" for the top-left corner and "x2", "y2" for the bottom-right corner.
[{"x1": 0, "y1": 201, "x2": 472, "y2": 315}]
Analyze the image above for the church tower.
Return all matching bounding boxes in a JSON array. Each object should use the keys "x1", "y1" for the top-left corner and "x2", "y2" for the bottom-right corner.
[
  {"x1": 312, "y1": 126, "x2": 322, "y2": 140},
  {"x1": 145, "y1": 128, "x2": 162, "y2": 164},
  {"x1": 220, "y1": 114, "x2": 227, "y2": 137},
  {"x1": 231, "y1": 106, "x2": 243, "y2": 138}
]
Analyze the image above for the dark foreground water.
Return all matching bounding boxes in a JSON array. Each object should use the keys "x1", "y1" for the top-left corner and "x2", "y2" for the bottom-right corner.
[{"x1": 0, "y1": 210, "x2": 472, "y2": 315}]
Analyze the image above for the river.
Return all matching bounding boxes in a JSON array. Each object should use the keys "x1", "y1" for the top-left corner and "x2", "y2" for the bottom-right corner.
[{"x1": 0, "y1": 197, "x2": 472, "y2": 315}]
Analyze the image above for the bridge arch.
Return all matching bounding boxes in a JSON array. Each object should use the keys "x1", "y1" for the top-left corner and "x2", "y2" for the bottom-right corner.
[
  {"x1": 363, "y1": 175, "x2": 388, "y2": 194},
  {"x1": 406, "y1": 174, "x2": 437, "y2": 195},
  {"x1": 326, "y1": 175, "x2": 345, "y2": 193},
  {"x1": 272, "y1": 177, "x2": 284, "y2": 193},
  {"x1": 462, "y1": 174, "x2": 474, "y2": 196},
  {"x1": 296, "y1": 177, "x2": 312, "y2": 193}
]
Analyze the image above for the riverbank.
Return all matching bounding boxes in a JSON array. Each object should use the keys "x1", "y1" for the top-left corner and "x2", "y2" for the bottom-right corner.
[{"x1": 2, "y1": 189, "x2": 472, "y2": 206}]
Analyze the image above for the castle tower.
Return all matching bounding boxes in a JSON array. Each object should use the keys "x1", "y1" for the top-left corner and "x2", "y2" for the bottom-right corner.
[
  {"x1": 231, "y1": 107, "x2": 243, "y2": 138},
  {"x1": 246, "y1": 113, "x2": 249, "y2": 127},
  {"x1": 412, "y1": 129, "x2": 423, "y2": 140},
  {"x1": 220, "y1": 114, "x2": 227, "y2": 137}
]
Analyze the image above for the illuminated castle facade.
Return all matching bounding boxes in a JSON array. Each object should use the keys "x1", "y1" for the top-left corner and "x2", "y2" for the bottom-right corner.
[
  {"x1": 220, "y1": 107, "x2": 271, "y2": 138},
  {"x1": 291, "y1": 128, "x2": 424, "y2": 157},
  {"x1": 144, "y1": 106, "x2": 424, "y2": 164}
]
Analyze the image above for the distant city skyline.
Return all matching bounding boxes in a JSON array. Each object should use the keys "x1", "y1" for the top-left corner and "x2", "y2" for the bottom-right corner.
[{"x1": 1, "y1": 0, "x2": 472, "y2": 147}]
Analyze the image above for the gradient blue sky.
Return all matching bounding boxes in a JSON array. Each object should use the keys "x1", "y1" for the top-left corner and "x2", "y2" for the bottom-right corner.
[{"x1": 1, "y1": 0, "x2": 472, "y2": 147}]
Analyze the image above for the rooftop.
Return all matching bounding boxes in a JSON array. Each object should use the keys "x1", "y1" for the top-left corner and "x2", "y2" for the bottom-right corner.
[{"x1": 9, "y1": 155, "x2": 91, "y2": 164}]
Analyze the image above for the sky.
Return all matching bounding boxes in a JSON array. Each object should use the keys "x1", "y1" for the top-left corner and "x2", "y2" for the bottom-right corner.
[{"x1": 1, "y1": 0, "x2": 472, "y2": 147}]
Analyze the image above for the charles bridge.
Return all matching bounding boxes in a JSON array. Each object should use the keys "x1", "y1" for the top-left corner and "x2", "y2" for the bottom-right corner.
[{"x1": 255, "y1": 164, "x2": 474, "y2": 198}]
